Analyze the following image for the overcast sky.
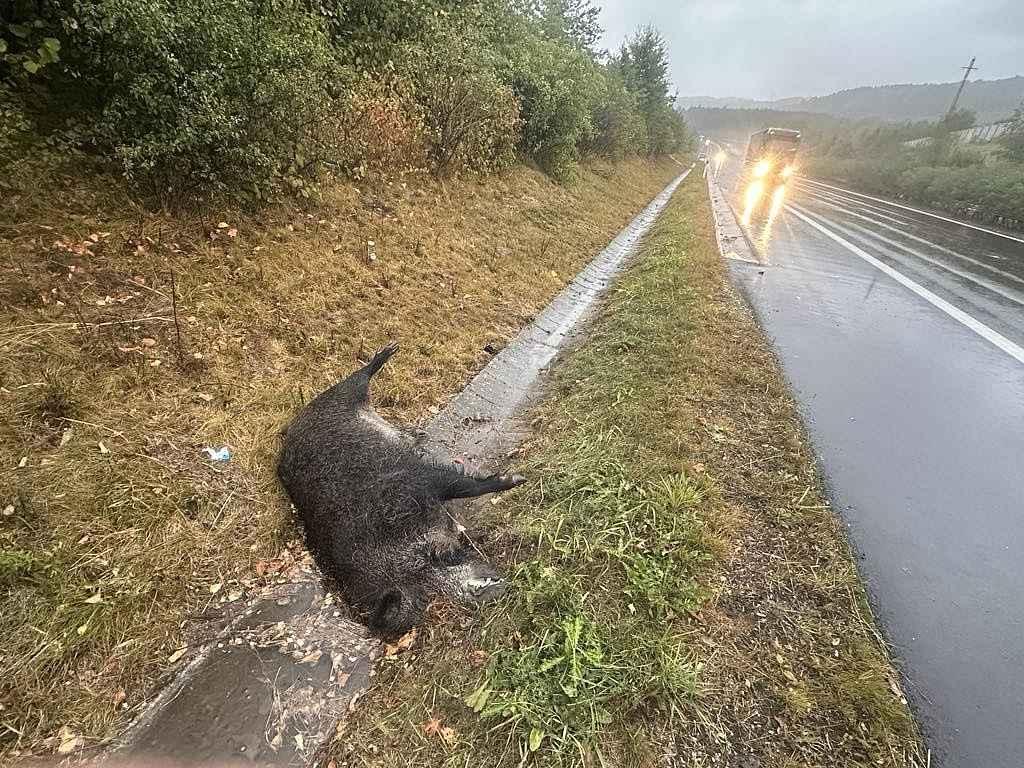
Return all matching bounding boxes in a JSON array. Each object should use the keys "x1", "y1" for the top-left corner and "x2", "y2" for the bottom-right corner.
[{"x1": 597, "y1": 0, "x2": 1024, "y2": 100}]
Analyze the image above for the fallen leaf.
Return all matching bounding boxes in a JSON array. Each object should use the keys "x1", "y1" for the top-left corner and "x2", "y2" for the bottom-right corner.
[
  {"x1": 17, "y1": 456, "x2": 28, "y2": 468},
  {"x1": 227, "y1": 228, "x2": 238, "y2": 238},
  {"x1": 383, "y1": 628, "x2": 417, "y2": 657},
  {"x1": 84, "y1": 592, "x2": 102, "y2": 604},
  {"x1": 528, "y1": 727, "x2": 544, "y2": 752},
  {"x1": 294, "y1": 733, "x2": 305, "y2": 751},
  {"x1": 167, "y1": 647, "x2": 187, "y2": 663},
  {"x1": 298, "y1": 649, "x2": 322, "y2": 664},
  {"x1": 98, "y1": 441, "x2": 110, "y2": 454},
  {"x1": 422, "y1": 716, "x2": 443, "y2": 736},
  {"x1": 77, "y1": 623, "x2": 89, "y2": 636},
  {"x1": 196, "y1": 393, "x2": 214, "y2": 402},
  {"x1": 59, "y1": 428, "x2": 74, "y2": 447},
  {"x1": 217, "y1": 221, "x2": 229, "y2": 229},
  {"x1": 56, "y1": 726, "x2": 82, "y2": 754},
  {"x1": 140, "y1": 337, "x2": 157, "y2": 347},
  {"x1": 112, "y1": 689, "x2": 126, "y2": 708},
  {"x1": 209, "y1": 582, "x2": 222, "y2": 594}
]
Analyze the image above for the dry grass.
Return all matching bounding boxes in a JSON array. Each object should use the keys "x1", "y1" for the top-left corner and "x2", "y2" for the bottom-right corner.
[
  {"x1": 329, "y1": 172, "x2": 925, "y2": 768},
  {"x1": 0, "y1": 155, "x2": 680, "y2": 757}
]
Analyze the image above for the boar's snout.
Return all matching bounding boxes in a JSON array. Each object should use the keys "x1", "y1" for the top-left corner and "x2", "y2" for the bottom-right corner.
[{"x1": 448, "y1": 560, "x2": 506, "y2": 603}]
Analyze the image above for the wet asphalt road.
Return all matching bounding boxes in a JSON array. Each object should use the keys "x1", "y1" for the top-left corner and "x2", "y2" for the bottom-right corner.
[{"x1": 711, "y1": 149, "x2": 1024, "y2": 767}]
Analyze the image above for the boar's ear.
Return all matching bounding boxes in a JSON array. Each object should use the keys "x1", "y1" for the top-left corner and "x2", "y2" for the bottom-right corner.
[{"x1": 370, "y1": 589, "x2": 417, "y2": 636}]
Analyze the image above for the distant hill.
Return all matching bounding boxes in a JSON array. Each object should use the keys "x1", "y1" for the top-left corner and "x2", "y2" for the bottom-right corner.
[{"x1": 678, "y1": 76, "x2": 1024, "y2": 124}]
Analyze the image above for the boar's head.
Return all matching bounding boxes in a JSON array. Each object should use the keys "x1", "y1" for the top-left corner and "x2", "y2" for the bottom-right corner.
[{"x1": 347, "y1": 522, "x2": 505, "y2": 637}]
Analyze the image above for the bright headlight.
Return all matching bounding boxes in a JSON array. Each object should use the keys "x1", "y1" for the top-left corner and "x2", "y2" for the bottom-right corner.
[
  {"x1": 781, "y1": 164, "x2": 796, "y2": 178},
  {"x1": 753, "y1": 159, "x2": 772, "y2": 178}
]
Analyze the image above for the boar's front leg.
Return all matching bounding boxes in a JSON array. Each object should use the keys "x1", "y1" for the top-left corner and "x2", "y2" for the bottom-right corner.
[{"x1": 431, "y1": 464, "x2": 526, "y2": 500}]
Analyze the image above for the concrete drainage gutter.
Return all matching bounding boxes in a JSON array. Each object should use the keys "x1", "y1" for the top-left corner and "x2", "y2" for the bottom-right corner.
[
  {"x1": 110, "y1": 165, "x2": 692, "y2": 767},
  {"x1": 706, "y1": 169, "x2": 763, "y2": 265}
]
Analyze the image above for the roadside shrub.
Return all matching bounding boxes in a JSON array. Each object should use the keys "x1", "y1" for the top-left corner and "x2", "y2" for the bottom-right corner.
[
  {"x1": 503, "y1": 34, "x2": 602, "y2": 180},
  {"x1": 17, "y1": 0, "x2": 341, "y2": 201},
  {"x1": 1000, "y1": 108, "x2": 1024, "y2": 163},
  {"x1": 587, "y1": 71, "x2": 648, "y2": 160},
  {"x1": 646, "y1": 102, "x2": 692, "y2": 156},
  {"x1": 305, "y1": 0, "x2": 456, "y2": 69},
  {"x1": 0, "y1": 8, "x2": 62, "y2": 82},
  {"x1": 4, "y1": 0, "x2": 692, "y2": 198},
  {"x1": 0, "y1": 85, "x2": 35, "y2": 168},
  {"x1": 403, "y1": 29, "x2": 520, "y2": 176},
  {"x1": 331, "y1": 71, "x2": 428, "y2": 179},
  {"x1": 806, "y1": 153, "x2": 1024, "y2": 229}
]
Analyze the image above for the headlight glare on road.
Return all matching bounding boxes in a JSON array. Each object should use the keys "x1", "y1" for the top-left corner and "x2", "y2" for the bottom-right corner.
[
  {"x1": 753, "y1": 159, "x2": 772, "y2": 178},
  {"x1": 741, "y1": 180, "x2": 765, "y2": 225}
]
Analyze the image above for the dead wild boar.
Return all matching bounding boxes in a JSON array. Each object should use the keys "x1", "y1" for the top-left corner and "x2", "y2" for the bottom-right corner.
[{"x1": 277, "y1": 343, "x2": 524, "y2": 636}]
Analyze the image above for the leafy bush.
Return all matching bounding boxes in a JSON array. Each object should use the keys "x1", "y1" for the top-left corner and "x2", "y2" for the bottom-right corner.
[
  {"x1": 503, "y1": 33, "x2": 602, "y2": 180},
  {"x1": 305, "y1": 0, "x2": 457, "y2": 69},
  {"x1": 0, "y1": 13, "x2": 62, "y2": 81},
  {"x1": 0, "y1": 85, "x2": 35, "y2": 167},
  {"x1": 331, "y1": 70, "x2": 428, "y2": 179},
  {"x1": 404, "y1": 28, "x2": 520, "y2": 176},
  {"x1": 11, "y1": 0, "x2": 341, "y2": 201},
  {"x1": 999, "y1": 108, "x2": 1024, "y2": 163},
  {"x1": 806, "y1": 153, "x2": 1024, "y2": 228},
  {"x1": 587, "y1": 71, "x2": 648, "y2": 160},
  {"x1": 3, "y1": 0, "x2": 691, "y2": 199},
  {"x1": 646, "y1": 102, "x2": 692, "y2": 156}
]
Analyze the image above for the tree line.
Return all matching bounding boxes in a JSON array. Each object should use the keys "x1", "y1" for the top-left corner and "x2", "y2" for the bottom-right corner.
[{"x1": 0, "y1": 0, "x2": 694, "y2": 203}]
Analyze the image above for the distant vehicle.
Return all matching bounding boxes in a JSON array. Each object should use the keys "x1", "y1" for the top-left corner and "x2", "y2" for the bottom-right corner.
[{"x1": 744, "y1": 128, "x2": 801, "y2": 185}]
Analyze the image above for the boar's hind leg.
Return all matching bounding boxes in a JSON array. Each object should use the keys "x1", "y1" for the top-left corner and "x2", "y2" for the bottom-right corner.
[
  {"x1": 434, "y1": 465, "x2": 526, "y2": 500},
  {"x1": 361, "y1": 342, "x2": 399, "y2": 381},
  {"x1": 341, "y1": 342, "x2": 400, "y2": 403}
]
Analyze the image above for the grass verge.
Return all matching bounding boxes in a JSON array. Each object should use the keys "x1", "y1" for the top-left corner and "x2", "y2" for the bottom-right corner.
[
  {"x1": 333, "y1": 171, "x2": 925, "y2": 767},
  {"x1": 0, "y1": 156, "x2": 680, "y2": 757}
]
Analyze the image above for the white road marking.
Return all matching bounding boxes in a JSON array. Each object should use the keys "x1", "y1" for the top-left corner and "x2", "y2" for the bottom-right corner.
[
  {"x1": 823, "y1": 214, "x2": 1024, "y2": 308},
  {"x1": 786, "y1": 205, "x2": 1024, "y2": 365},
  {"x1": 799, "y1": 178, "x2": 1024, "y2": 245},
  {"x1": 798, "y1": 183, "x2": 913, "y2": 226},
  {"x1": 805, "y1": 196, "x2": 1024, "y2": 288}
]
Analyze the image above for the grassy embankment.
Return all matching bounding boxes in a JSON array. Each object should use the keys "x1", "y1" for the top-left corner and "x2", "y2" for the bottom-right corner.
[
  {"x1": 0, "y1": 156, "x2": 680, "y2": 756},
  {"x1": 335, "y1": 171, "x2": 925, "y2": 768}
]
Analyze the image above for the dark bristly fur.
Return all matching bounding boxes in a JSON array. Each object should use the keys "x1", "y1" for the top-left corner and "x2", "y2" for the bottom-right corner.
[{"x1": 277, "y1": 343, "x2": 525, "y2": 636}]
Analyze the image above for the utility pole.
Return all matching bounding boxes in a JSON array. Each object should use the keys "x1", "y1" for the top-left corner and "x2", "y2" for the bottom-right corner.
[{"x1": 946, "y1": 56, "x2": 978, "y2": 119}]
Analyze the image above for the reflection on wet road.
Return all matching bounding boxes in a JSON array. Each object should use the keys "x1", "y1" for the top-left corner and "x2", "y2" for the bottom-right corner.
[{"x1": 713, "y1": 152, "x2": 1024, "y2": 768}]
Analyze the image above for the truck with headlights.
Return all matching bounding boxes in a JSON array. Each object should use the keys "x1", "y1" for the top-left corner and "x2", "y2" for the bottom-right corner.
[{"x1": 744, "y1": 128, "x2": 801, "y2": 186}]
